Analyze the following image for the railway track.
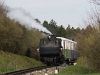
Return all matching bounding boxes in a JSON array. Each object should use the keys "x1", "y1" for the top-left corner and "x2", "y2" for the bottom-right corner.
[
  {"x1": 2, "y1": 64, "x2": 67, "y2": 75},
  {"x1": 3, "y1": 66, "x2": 49, "y2": 75}
]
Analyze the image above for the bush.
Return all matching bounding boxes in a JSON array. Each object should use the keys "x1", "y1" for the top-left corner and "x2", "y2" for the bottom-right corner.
[
  {"x1": 76, "y1": 24, "x2": 100, "y2": 71},
  {"x1": 0, "y1": 1, "x2": 42, "y2": 58}
]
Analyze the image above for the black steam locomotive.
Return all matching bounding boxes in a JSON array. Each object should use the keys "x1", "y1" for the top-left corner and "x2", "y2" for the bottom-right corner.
[{"x1": 38, "y1": 35, "x2": 78, "y2": 66}]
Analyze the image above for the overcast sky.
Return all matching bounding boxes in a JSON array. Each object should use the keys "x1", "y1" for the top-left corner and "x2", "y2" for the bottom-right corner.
[{"x1": 5, "y1": 0, "x2": 93, "y2": 28}]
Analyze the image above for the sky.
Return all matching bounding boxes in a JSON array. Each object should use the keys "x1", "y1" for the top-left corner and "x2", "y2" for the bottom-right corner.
[{"x1": 5, "y1": 0, "x2": 93, "y2": 28}]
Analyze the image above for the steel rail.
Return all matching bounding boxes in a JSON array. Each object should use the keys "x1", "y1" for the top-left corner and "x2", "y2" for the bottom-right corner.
[{"x1": 3, "y1": 66, "x2": 52, "y2": 75}]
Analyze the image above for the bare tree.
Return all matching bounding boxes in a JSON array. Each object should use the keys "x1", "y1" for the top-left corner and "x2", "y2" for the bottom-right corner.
[
  {"x1": 0, "y1": 0, "x2": 7, "y2": 15},
  {"x1": 91, "y1": 0, "x2": 100, "y2": 5}
]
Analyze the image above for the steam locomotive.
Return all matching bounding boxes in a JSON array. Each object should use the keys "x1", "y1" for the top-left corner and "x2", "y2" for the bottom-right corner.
[{"x1": 38, "y1": 35, "x2": 78, "y2": 66}]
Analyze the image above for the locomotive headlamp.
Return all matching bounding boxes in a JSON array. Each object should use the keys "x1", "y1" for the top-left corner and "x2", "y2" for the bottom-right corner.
[
  {"x1": 60, "y1": 48, "x2": 63, "y2": 51},
  {"x1": 37, "y1": 48, "x2": 39, "y2": 52},
  {"x1": 48, "y1": 35, "x2": 51, "y2": 39}
]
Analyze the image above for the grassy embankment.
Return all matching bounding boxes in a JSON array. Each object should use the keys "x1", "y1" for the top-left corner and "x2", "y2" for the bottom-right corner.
[
  {"x1": 58, "y1": 65, "x2": 100, "y2": 75},
  {"x1": 0, "y1": 50, "x2": 43, "y2": 74},
  {"x1": 58, "y1": 57, "x2": 100, "y2": 75}
]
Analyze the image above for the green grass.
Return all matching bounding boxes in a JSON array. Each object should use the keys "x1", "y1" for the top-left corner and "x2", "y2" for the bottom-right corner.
[
  {"x1": 0, "y1": 50, "x2": 43, "y2": 74},
  {"x1": 58, "y1": 65, "x2": 100, "y2": 75}
]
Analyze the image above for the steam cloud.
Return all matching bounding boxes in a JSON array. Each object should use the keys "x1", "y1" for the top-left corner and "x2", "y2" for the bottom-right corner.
[{"x1": 7, "y1": 8, "x2": 52, "y2": 34}]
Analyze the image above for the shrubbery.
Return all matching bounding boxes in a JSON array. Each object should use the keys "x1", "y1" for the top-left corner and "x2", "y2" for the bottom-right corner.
[
  {"x1": 76, "y1": 20, "x2": 100, "y2": 71},
  {"x1": 0, "y1": 1, "x2": 42, "y2": 58}
]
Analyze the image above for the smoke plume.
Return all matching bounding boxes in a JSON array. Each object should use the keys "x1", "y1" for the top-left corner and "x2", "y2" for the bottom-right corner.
[{"x1": 7, "y1": 8, "x2": 52, "y2": 34}]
